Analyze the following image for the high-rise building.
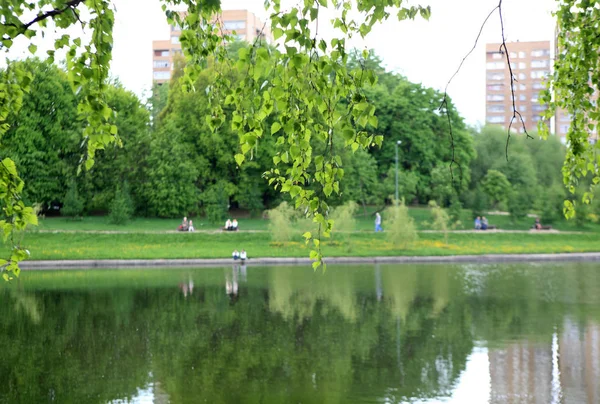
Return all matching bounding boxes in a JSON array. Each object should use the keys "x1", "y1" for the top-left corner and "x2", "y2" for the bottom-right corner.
[
  {"x1": 152, "y1": 10, "x2": 272, "y2": 85},
  {"x1": 485, "y1": 41, "x2": 552, "y2": 135}
]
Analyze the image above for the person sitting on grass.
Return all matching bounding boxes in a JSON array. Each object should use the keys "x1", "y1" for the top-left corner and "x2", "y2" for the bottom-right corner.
[
  {"x1": 240, "y1": 249, "x2": 247, "y2": 262},
  {"x1": 481, "y1": 216, "x2": 488, "y2": 230},
  {"x1": 224, "y1": 219, "x2": 232, "y2": 231},
  {"x1": 178, "y1": 216, "x2": 189, "y2": 231},
  {"x1": 232, "y1": 219, "x2": 239, "y2": 231},
  {"x1": 232, "y1": 249, "x2": 240, "y2": 260},
  {"x1": 474, "y1": 216, "x2": 481, "y2": 230},
  {"x1": 532, "y1": 217, "x2": 552, "y2": 230},
  {"x1": 188, "y1": 220, "x2": 195, "y2": 232}
]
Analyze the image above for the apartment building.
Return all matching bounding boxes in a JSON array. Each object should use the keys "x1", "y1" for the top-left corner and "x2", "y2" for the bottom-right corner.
[
  {"x1": 485, "y1": 41, "x2": 553, "y2": 135},
  {"x1": 152, "y1": 10, "x2": 272, "y2": 85}
]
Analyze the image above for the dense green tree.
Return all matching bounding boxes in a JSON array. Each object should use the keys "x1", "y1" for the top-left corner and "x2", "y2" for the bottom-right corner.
[
  {"x1": 61, "y1": 179, "x2": 84, "y2": 220},
  {"x1": 143, "y1": 120, "x2": 199, "y2": 218},
  {"x1": 2, "y1": 59, "x2": 80, "y2": 207},
  {"x1": 108, "y1": 181, "x2": 134, "y2": 225},
  {"x1": 481, "y1": 169, "x2": 511, "y2": 209},
  {"x1": 81, "y1": 83, "x2": 151, "y2": 214}
]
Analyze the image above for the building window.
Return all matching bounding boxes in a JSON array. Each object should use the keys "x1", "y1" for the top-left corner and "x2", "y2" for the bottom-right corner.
[
  {"x1": 509, "y1": 51, "x2": 517, "y2": 58},
  {"x1": 488, "y1": 116, "x2": 505, "y2": 123},
  {"x1": 487, "y1": 94, "x2": 505, "y2": 101},
  {"x1": 518, "y1": 51, "x2": 525, "y2": 58},
  {"x1": 486, "y1": 61, "x2": 505, "y2": 70},
  {"x1": 531, "y1": 49, "x2": 550, "y2": 57},
  {"x1": 487, "y1": 72, "x2": 504, "y2": 80},
  {"x1": 519, "y1": 83, "x2": 526, "y2": 91},
  {"x1": 171, "y1": 23, "x2": 182, "y2": 31},
  {"x1": 487, "y1": 84, "x2": 504, "y2": 91},
  {"x1": 153, "y1": 60, "x2": 170, "y2": 68},
  {"x1": 224, "y1": 20, "x2": 246, "y2": 30},
  {"x1": 519, "y1": 62, "x2": 526, "y2": 69},
  {"x1": 153, "y1": 71, "x2": 171, "y2": 80},
  {"x1": 519, "y1": 94, "x2": 526, "y2": 101},
  {"x1": 487, "y1": 105, "x2": 505, "y2": 113},
  {"x1": 531, "y1": 59, "x2": 549, "y2": 68},
  {"x1": 560, "y1": 114, "x2": 572, "y2": 122},
  {"x1": 531, "y1": 92, "x2": 540, "y2": 102},
  {"x1": 171, "y1": 36, "x2": 180, "y2": 44},
  {"x1": 532, "y1": 115, "x2": 544, "y2": 122},
  {"x1": 518, "y1": 73, "x2": 526, "y2": 80},
  {"x1": 531, "y1": 70, "x2": 549, "y2": 79},
  {"x1": 532, "y1": 82, "x2": 545, "y2": 90},
  {"x1": 532, "y1": 104, "x2": 547, "y2": 112},
  {"x1": 172, "y1": 49, "x2": 182, "y2": 55},
  {"x1": 518, "y1": 105, "x2": 527, "y2": 112},
  {"x1": 154, "y1": 49, "x2": 169, "y2": 57}
]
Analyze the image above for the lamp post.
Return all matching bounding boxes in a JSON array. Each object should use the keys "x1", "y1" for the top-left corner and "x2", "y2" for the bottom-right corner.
[{"x1": 395, "y1": 140, "x2": 401, "y2": 206}]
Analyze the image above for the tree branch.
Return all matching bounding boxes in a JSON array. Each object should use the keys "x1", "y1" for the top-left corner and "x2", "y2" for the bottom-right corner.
[{"x1": 13, "y1": 0, "x2": 86, "y2": 33}]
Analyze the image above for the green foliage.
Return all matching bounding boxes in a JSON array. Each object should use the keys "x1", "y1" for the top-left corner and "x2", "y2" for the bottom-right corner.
[
  {"x1": 143, "y1": 120, "x2": 199, "y2": 218},
  {"x1": 201, "y1": 181, "x2": 235, "y2": 224},
  {"x1": 3, "y1": 59, "x2": 79, "y2": 206},
  {"x1": 108, "y1": 182, "x2": 134, "y2": 225},
  {"x1": 428, "y1": 200, "x2": 450, "y2": 244},
  {"x1": 448, "y1": 197, "x2": 467, "y2": 228},
  {"x1": 540, "y1": 0, "x2": 600, "y2": 217},
  {"x1": 267, "y1": 202, "x2": 298, "y2": 243},
  {"x1": 169, "y1": 0, "x2": 432, "y2": 268},
  {"x1": 330, "y1": 201, "x2": 358, "y2": 239},
  {"x1": 61, "y1": 180, "x2": 84, "y2": 220},
  {"x1": 481, "y1": 169, "x2": 511, "y2": 209},
  {"x1": 508, "y1": 187, "x2": 531, "y2": 221},
  {"x1": 384, "y1": 201, "x2": 418, "y2": 248},
  {"x1": 538, "y1": 184, "x2": 566, "y2": 224}
]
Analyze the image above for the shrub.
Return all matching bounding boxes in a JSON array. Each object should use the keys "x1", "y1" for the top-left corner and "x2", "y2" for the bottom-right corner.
[
  {"x1": 329, "y1": 201, "x2": 358, "y2": 237},
  {"x1": 109, "y1": 182, "x2": 134, "y2": 225},
  {"x1": 329, "y1": 201, "x2": 358, "y2": 252},
  {"x1": 384, "y1": 201, "x2": 418, "y2": 248},
  {"x1": 428, "y1": 200, "x2": 450, "y2": 244},
  {"x1": 61, "y1": 180, "x2": 84, "y2": 220},
  {"x1": 267, "y1": 202, "x2": 297, "y2": 242}
]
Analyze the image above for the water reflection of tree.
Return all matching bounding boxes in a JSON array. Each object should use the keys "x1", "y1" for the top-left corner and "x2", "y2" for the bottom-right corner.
[
  {"x1": 0, "y1": 290, "x2": 151, "y2": 403},
  {"x1": 1, "y1": 263, "x2": 599, "y2": 403}
]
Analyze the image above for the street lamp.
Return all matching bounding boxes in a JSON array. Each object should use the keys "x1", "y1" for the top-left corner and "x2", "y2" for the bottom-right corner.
[{"x1": 395, "y1": 140, "x2": 401, "y2": 206}]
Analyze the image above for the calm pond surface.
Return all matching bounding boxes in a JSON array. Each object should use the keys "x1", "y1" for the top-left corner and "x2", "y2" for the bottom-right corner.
[{"x1": 1, "y1": 262, "x2": 600, "y2": 403}]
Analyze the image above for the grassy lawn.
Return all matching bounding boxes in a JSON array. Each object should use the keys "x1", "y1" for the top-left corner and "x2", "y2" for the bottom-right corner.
[
  {"x1": 13, "y1": 231, "x2": 600, "y2": 260},
  {"x1": 35, "y1": 208, "x2": 600, "y2": 233}
]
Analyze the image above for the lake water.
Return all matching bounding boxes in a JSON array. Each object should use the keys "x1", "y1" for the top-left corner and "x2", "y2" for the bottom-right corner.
[{"x1": 1, "y1": 262, "x2": 599, "y2": 403}]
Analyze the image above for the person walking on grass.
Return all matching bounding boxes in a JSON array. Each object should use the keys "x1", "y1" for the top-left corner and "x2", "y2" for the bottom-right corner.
[{"x1": 375, "y1": 212, "x2": 383, "y2": 232}]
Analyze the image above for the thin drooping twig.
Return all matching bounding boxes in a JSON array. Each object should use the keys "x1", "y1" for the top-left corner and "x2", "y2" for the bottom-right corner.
[
  {"x1": 498, "y1": 0, "x2": 532, "y2": 161},
  {"x1": 441, "y1": 0, "x2": 531, "y2": 170},
  {"x1": 438, "y1": 3, "x2": 501, "y2": 185}
]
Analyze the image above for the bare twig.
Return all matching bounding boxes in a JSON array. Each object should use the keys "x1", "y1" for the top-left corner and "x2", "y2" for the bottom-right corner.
[
  {"x1": 441, "y1": 0, "x2": 531, "y2": 174},
  {"x1": 498, "y1": 0, "x2": 532, "y2": 161}
]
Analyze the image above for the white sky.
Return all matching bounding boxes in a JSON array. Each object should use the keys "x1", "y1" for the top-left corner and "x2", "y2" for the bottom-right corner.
[{"x1": 6, "y1": 0, "x2": 557, "y2": 126}]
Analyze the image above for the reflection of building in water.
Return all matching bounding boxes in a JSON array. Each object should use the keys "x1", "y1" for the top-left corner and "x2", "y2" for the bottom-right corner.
[
  {"x1": 488, "y1": 319, "x2": 600, "y2": 404},
  {"x1": 488, "y1": 342, "x2": 553, "y2": 404},
  {"x1": 559, "y1": 318, "x2": 600, "y2": 404}
]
